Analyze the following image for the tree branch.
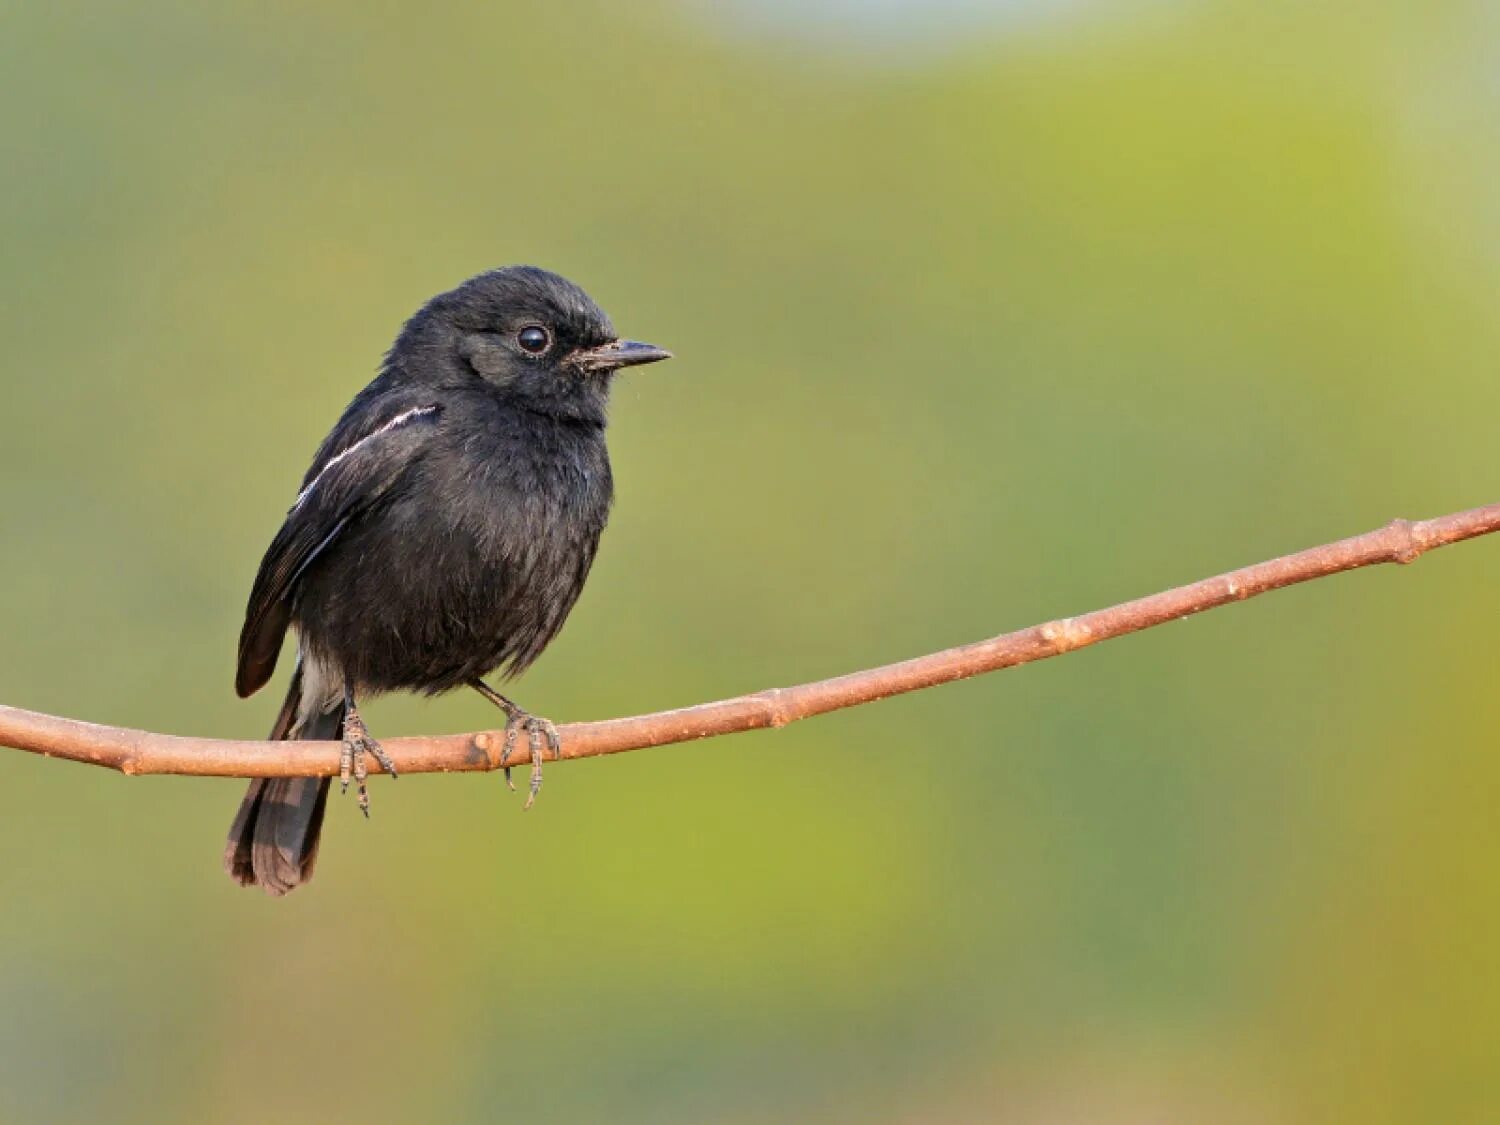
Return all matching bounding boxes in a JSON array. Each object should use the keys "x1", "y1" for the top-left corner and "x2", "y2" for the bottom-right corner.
[{"x1": 3, "y1": 504, "x2": 1497, "y2": 779}]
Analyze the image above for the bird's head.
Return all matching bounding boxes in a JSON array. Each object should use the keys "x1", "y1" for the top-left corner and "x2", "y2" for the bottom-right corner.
[{"x1": 387, "y1": 265, "x2": 671, "y2": 422}]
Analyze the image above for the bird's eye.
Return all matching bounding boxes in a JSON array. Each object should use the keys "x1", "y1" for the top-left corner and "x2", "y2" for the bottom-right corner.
[{"x1": 517, "y1": 326, "x2": 551, "y2": 354}]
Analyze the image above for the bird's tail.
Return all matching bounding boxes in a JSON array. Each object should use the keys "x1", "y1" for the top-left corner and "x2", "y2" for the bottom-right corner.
[{"x1": 223, "y1": 661, "x2": 342, "y2": 896}]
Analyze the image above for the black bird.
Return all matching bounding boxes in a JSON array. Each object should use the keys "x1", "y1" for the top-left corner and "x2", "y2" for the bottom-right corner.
[{"x1": 225, "y1": 266, "x2": 671, "y2": 896}]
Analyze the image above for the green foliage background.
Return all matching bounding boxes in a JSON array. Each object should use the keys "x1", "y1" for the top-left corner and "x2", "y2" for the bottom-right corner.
[{"x1": 1, "y1": 2, "x2": 1498, "y2": 1120}]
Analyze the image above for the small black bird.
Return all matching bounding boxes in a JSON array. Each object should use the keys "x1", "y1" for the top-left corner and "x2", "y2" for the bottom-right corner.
[{"x1": 225, "y1": 266, "x2": 670, "y2": 895}]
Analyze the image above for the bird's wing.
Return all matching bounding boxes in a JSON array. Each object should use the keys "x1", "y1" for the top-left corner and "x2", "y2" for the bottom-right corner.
[{"x1": 235, "y1": 402, "x2": 443, "y2": 698}]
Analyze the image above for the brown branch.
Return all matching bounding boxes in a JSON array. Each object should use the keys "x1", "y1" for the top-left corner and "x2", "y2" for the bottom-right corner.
[{"x1": 3, "y1": 504, "x2": 1498, "y2": 778}]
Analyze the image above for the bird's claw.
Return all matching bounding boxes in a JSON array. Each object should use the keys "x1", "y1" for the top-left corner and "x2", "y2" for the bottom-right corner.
[
  {"x1": 340, "y1": 711, "x2": 396, "y2": 818},
  {"x1": 500, "y1": 710, "x2": 562, "y2": 810}
]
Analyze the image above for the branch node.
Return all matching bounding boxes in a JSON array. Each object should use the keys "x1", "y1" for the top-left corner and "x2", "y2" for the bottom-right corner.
[
  {"x1": 762, "y1": 688, "x2": 794, "y2": 728},
  {"x1": 1387, "y1": 518, "x2": 1427, "y2": 565},
  {"x1": 1039, "y1": 617, "x2": 1091, "y2": 652},
  {"x1": 471, "y1": 731, "x2": 496, "y2": 768}
]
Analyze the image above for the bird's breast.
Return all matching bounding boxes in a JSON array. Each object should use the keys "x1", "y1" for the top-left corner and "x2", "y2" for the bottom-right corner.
[{"x1": 306, "y1": 413, "x2": 614, "y2": 693}]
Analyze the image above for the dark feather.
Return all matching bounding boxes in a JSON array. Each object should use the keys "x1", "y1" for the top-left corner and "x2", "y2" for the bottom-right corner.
[
  {"x1": 224, "y1": 662, "x2": 342, "y2": 895},
  {"x1": 235, "y1": 403, "x2": 441, "y2": 697}
]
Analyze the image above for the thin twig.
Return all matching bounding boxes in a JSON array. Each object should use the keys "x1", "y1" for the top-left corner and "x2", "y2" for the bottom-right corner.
[{"x1": 2, "y1": 505, "x2": 1496, "y2": 778}]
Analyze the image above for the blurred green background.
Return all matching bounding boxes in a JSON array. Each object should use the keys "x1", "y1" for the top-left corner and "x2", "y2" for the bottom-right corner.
[{"x1": 2, "y1": 1, "x2": 1498, "y2": 1121}]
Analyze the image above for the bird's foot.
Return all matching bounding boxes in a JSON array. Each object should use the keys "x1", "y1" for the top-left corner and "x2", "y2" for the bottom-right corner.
[
  {"x1": 469, "y1": 680, "x2": 563, "y2": 809},
  {"x1": 339, "y1": 709, "x2": 397, "y2": 818},
  {"x1": 502, "y1": 709, "x2": 561, "y2": 811}
]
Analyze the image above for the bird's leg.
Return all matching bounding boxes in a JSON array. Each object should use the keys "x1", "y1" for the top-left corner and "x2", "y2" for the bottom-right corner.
[
  {"x1": 341, "y1": 683, "x2": 397, "y2": 818},
  {"x1": 469, "y1": 679, "x2": 561, "y2": 810}
]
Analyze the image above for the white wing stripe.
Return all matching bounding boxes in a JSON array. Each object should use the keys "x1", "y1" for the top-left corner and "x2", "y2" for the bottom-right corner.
[{"x1": 292, "y1": 405, "x2": 438, "y2": 511}]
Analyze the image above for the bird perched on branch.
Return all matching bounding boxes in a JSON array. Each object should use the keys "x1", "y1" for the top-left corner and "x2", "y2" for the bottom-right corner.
[{"x1": 225, "y1": 266, "x2": 671, "y2": 895}]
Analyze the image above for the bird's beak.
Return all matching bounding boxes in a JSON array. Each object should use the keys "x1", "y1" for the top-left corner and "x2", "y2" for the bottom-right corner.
[{"x1": 571, "y1": 339, "x2": 673, "y2": 374}]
